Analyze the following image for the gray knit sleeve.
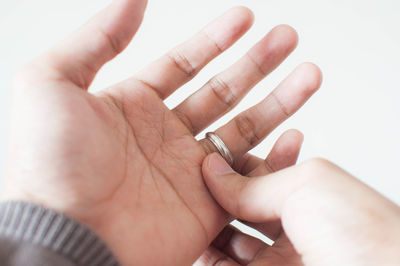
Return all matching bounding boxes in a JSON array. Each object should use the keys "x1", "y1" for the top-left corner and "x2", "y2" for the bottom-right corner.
[{"x1": 0, "y1": 201, "x2": 120, "y2": 266}]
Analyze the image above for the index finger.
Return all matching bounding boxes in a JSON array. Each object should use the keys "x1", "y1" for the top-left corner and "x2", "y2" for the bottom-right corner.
[
  {"x1": 129, "y1": 7, "x2": 254, "y2": 99},
  {"x1": 202, "y1": 154, "x2": 348, "y2": 222}
]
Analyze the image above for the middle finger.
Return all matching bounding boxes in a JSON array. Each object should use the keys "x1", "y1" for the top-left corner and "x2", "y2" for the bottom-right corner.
[
  {"x1": 173, "y1": 25, "x2": 298, "y2": 135},
  {"x1": 202, "y1": 62, "x2": 322, "y2": 163}
]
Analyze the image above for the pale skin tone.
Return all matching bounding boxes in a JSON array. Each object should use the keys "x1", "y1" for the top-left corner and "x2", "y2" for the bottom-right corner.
[
  {"x1": 4, "y1": 0, "x2": 322, "y2": 265},
  {"x1": 4, "y1": 1, "x2": 399, "y2": 266},
  {"x1": 198, "y1": 154, "x2": 400, "y2": 266}
]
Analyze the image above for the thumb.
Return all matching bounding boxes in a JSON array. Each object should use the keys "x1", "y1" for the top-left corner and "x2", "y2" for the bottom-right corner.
[
  {"x1": 202, "y1": 153, "x2": 309, "y2": 223},
  {"x1": 40, "y1": 0, "x2": 148, "y2": 89},
  {"x1": 202, "y1": 153, "x2": 251, "y2": 219}
]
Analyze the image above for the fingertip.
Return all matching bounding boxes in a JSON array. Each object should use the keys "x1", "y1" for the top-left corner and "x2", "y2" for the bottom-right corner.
[
  {"x1": 298, "y1": 62, "x2": 323, "y2": 92},
  {"x1": 202, "y1": 154, "x2": 218, "y2": 194},
  {"x1": 230, "y1": 6, "x2": 255, "y2": 36},
  {"x1": 283, "y1": 129, "x2": 304, "y2": 145},
  {"x1": 202, "y1": 153, "x2": 247, "y2": 218},
  {"x1": 203, "y1": 153, "x2": 234, "y2": 177},
  {"x1": 265, "y1": 129, "x2": 304, "y2": 171},
  {"x1": 248, "y1": 24, "x2": 298, "y2": 74},
  {"x1": 274, "y1": 129, "x2": 303, "y2": 157},
  {"x1": 204, "y1": 6, "x2": 254, "y2": 51},
  {"x1": 273, "y1": 62, "x2": 322, "y2": 114},
  {"x1": 203, "y1": 152, "x2": 217, "y2": 172},
  {"x1": 272, "y1": 24, "x2": 299, "y2": 47},
  {"x1": 268, "y1": 24, "x2": 299, "y2": 55},
  {"x1": 231, "y1": 6, "x2": 255, "y2": 26},
  {"x1": 202, "y1": 153, "x2": 219, "y2": 184},
  {"x1": 283, "y1": 129, "x2": 304, "y2": 159}
]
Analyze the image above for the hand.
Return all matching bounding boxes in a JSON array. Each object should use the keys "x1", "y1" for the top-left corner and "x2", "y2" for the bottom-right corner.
[
  {"x1": 200, "y1": 154, "x2": 400, "y2": 265},
  {"x1": 4, "y1": 1, "x2": 322, "y2": 265}
]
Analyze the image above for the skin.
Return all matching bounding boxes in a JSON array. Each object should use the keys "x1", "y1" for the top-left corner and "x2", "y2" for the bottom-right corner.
[
  {"x1": 3, "y1": 1, "x2": 322, "y2": 265},
  {"x1": 199, "y1": 153, "x2": 400, "y2": 266}
]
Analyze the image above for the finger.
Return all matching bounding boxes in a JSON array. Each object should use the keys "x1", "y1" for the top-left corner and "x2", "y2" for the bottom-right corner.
[
  {"x1": 211, "y1": 225, "x2": 267, "y2": 265},
  {"x1": 204, "y1": 155, "x2": 400, "y2": 266},
  {"x1": 233, "y1": 128, "x2": 301, "y2": 174},
  {"x1": 234, "y1": 130, "x2": 303, "y2": 240},
  {"x1": 202, "y1": 154, "x2": 344, "y2": 222},
  {"x1": 201, "y1": 132, "x2": 304, "y2": 261},
  {"x1": 238, "y1": 129, "x2": 303, "y2": 176},
  {"x1": 174, "y1": 25, "x2": 298, "y2": 134},
  {"x1": 131, "y1": 7, "x2": 254, "y2": 99},
  {"x1": 202, "y1": 62, "x2": 322, "y2": 162},
  {"x1": 41, "y1": 0, "x2": 147, "y2": 89},
  {"x1": 194, "y1": 246, "x2": 240, "y2": 266},
  {"x1": 246, "y1": 129, "x2": 304, "y2": 176}
]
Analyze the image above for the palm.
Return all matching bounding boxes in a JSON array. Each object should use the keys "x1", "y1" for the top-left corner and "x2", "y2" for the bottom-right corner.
[
  {"x1": 89, "y1": 85, "x2": 223, "y2": 264},
  {"x1": 8, "y1": 78, "x2": 218, "y2": 264},
  {"x1": 5, "y1": 1, "x2": 321, "y2": 265}
]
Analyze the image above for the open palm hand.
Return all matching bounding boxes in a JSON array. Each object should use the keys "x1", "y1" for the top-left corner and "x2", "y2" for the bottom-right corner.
[{"x1": 4, "y1": 1, "x2": 322, "y2": 265}]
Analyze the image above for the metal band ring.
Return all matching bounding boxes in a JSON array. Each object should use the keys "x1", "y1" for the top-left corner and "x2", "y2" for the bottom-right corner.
[{"x1": 205, "y1": 132, "x2": 234, "y2": 166}]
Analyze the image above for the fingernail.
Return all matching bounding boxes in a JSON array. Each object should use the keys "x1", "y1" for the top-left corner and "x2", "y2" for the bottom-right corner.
[{"x1": 208, "y1": 153, "x2": 234, "y2": 175}]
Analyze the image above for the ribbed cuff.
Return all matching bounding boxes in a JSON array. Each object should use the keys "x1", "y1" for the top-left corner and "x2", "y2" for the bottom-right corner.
[{"x1": 0, "y1": 201, "x2": 120, "y2": 266}]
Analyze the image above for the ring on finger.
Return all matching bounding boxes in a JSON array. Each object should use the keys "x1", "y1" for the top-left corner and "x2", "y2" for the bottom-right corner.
[{"x1": 205, "y1": 132, "x2": 234, "y2": 166}]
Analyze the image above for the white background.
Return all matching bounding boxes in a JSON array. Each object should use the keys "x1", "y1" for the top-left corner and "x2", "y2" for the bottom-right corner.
[{"x1": 0, "y1": 0, "x2": 399, "y2": 231}]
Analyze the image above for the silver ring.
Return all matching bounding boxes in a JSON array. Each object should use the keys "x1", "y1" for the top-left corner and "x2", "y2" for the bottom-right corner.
[{"x1": 206, "y1": 132, "x2": 234, "y2": 166}]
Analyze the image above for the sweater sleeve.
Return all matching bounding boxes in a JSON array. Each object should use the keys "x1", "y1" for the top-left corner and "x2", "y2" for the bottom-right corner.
[{"x1": 0, "y1": 202, "x2": 120, "y2": 266}]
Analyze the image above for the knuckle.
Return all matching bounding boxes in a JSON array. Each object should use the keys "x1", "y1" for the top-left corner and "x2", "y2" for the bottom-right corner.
[
  {"x1": 246, "y1": 53, "x2": 266, "y2": 76},
  {"x1": 201, "y1": 30, "x2": 224, "y2": 53},
  {"x1": 271, "y1": 91, "x2": 289, "y2": 118},
  {"x1": 97, "y1": 26, "x2": 122, "y2": 56},
  {"x1": 208, "y1": 77, "x2": 237, "y2": 108},
  {"x1": 167, "y1": 48, "x2": 196, "y2": 78},
  {"x1": 234, "y1": 114, "x2": 261, "y2": 147}
]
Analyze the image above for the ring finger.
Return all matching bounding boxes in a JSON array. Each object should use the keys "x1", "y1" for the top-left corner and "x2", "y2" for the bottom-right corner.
[
  {"x1": 173, "y1": 24, "x2": 298, "y2": 135},
  {"x1": 201, "y1": 62, "x2": 322, "y2": 165}
]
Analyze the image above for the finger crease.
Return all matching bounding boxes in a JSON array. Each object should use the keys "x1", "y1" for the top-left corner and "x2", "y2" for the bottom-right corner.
[
  {"x1": 271, "y1": 91, "x2": 289, "y2": 118},
  {"x1": 234, "y1": 115, "x2": 261, "y2": 147},
  {"x1": 173, "y1": 109, "x2": 196, "y2": 135},
  {"x1": 97, "y1": 26, "x2": 121, "y2": 57},
  {"x1": 73, "y1": 57, "x2": 97, "y2": 89},
  {"x1": 246, "y1": 53, "x2": 267, "y2": 76},
  {"x1": 167, "y1": 49, "x2": 196, "y2": 78},
  {"x1": 135, "y1": 78, "x2": 164, "y2": 99},
  {"x1": 201, "y1": 30, "x2": 224, "y2": 53},
  {"x1": 209, "y1": 77, "x2": 237, "y2": 108}
]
